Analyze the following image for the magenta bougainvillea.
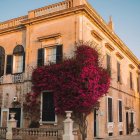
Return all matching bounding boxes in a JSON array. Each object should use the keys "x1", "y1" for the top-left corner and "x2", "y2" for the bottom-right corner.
[{"x1": 24, "y1": 44, "x2": 110, "y2": 116}]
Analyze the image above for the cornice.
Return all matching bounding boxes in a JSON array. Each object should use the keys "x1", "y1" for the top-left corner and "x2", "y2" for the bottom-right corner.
[
  {"x1": 0, "y1": 4, "x2": 139, "y2": 68},
  {"x1": 0, "y1": 25, "x2": 26, "y2": 36}
]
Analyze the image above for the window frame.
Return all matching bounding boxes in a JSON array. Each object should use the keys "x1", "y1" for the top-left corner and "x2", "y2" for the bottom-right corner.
[
  {"x1": 13, "y1": 45, "x2": 25, "y2": 74},
  {"x1": 107, "y1": 96, "x2": 113, "y2": 123}
]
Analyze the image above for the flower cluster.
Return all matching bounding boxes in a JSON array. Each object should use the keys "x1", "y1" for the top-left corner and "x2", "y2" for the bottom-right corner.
[{"x1": 24, "y1": 44, "x2": 110, "y2": 115}]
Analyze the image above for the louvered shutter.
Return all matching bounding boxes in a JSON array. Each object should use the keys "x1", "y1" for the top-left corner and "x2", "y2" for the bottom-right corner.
[
  {"x1": 6, "y1": 55, "x2": 13, "y2": 74},
  {"x1": 37, "y1": 48, "x2": 44, "y2": 67},
  {"x1": 56, "y1": 45, "x2": 63, "y2": 64}
]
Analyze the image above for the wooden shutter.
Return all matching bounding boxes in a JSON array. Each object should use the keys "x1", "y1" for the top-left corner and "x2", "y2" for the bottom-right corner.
[
  {"x1": 56, "y1": 45, "x2": 63, "y2": 64},
  {"x1": 37, "y1": 48, "x2": 44, "y2": 67},
  {"x1": 23, "y1": 53, "x2": 25, "y2": 72},
  {"x1": 137, "y1": 77, "x2": 140, "y2": 92},
  {"x1": 0, "y1": 54, "x2": 5, "y2": 76},
  {"x1": 119, "y1": 101, "x2": 122, "y2": 122},
  {"x1": 130, "y1": 72, "x2": 133, "y2": 89},
  {"x1": 106, "y1": 54, "x2": 111, "y2": 75},
  {"x1": 108, "y1": 98, "x2": 113, "y2": 122},
  {"x1": 6, "y1": 55, "x2": 13, "y2": 74},
  {"x1": 42, "y1": 92, "x2": 55, "y2": 122},
  {"x1": 117, "y1": 62, "x2": 120, "y2": 82}
]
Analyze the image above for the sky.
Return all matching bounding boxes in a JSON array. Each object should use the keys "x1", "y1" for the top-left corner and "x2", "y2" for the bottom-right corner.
[{"x1": 0, "y1": 0, "x2": 140, "y2": 60}]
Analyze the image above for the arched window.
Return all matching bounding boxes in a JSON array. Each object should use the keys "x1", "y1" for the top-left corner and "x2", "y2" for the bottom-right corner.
[
  {"x1": 13, "y1": 45, "x2": 25, "y2": 73},
  {"x1": 0, "y1": 46, "x2": 5, "y2": 76}
]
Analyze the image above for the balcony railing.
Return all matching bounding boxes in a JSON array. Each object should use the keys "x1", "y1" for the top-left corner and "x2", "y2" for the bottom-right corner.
[
  {"x1": 33, "y1": 1, "x2": 70, "y2": 18},
  {"x1": 12, "y1": 74, "x2": 24, "y2": 83},
  {"x1": 0, "y1": 76, "x2": 3, "y2": 84}
]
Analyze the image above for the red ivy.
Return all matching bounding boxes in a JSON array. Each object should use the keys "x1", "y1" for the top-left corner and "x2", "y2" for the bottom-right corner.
[{"x1": 25, "y1": 44, "x2": 110, "y2": 115}]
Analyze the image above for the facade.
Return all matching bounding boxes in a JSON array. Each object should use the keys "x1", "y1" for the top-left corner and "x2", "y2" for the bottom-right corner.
[{"x1": 0, "y1": 0, "x2": 140, "y2": 139}]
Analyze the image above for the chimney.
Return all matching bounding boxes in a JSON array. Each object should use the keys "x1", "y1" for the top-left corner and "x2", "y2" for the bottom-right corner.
[
  {"x1": 108, "y1": 16, "x2": 114, "y2": 31},
  {"x1": 70, "y1": 0, "x2": 88, "y2": 7}
]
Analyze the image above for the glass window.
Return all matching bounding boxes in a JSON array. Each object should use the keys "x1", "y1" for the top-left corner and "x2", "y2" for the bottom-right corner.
[
  {"x1": 14, "y1": 55, "x2": 23, "y2": 73},
  {"x1": 45, "y1": 47, "x2": 56, "y2": 64}
]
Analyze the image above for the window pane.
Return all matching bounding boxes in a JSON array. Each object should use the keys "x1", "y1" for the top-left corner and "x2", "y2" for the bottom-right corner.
[
  {"x1": 14, "y1": 55, "x2": 23, "y2": 73},
  {"x1": 46, "y1": 47, "x2": 56, "y2": 64}
]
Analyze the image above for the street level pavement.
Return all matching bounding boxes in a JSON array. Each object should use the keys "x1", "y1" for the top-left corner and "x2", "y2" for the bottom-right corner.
[{"x1": 95, "y1": 134, "x2": 140, "y2": 140}]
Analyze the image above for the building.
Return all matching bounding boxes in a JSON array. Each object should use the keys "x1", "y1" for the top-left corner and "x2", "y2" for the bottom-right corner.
[{"x1": 0, "y1": 0, "x2": 140, "y2": 139}]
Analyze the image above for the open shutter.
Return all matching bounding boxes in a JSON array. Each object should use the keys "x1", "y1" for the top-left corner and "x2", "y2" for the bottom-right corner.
[
  {"x1": 6, "y1": 55, "x2": 13, "y2": 74},
  {"x1": 23, "y1": 53, "x2": 25, "y2": 72},
  {"x1": 0, "y1": 54, "x2": 5, "y2": 76},
  {"x1": 56, "y1": 45, "x2": 63, "y2": 64},
  {"x1": 37, "y1": 48, "x2": 44, "y2": 67}
]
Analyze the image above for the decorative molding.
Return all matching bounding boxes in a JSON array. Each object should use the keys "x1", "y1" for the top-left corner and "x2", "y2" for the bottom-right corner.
[
  {"x1": 105, "y1": 43, "x2": 115, "y2": 52},
  {"x1": 91, "y1": 30, "x2": 103, "y2": 42},
  {"x1": 129, "y1": 64, "x2": 135, "y2": 70},
  {"x1": 0, "y1": 2, "x2": 139, "y2": 67},
  {"x1": 116, "y1": 52, "x2": 124, "y2": 60},
  {"x1": 38, "y1": 33, "x2": 61, "y2": 42}
]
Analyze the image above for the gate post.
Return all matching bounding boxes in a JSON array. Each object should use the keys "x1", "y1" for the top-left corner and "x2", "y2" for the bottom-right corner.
[
  {"x1": 6, "y1": 113, "x2": 17, "y2": 140},
  {"x1": 63, "y1": 111, "x2": 74, "y2": 140}
]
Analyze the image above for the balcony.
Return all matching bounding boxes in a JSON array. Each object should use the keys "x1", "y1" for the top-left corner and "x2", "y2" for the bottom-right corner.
[
  {"x1": 12, "y1": 74, "x2": 24, "y2": 83},
  {"x1": 0, "y1": 76, "x2": 3, "y2": 84}
]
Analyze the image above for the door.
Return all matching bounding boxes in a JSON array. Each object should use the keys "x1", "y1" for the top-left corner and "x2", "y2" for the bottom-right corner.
[
  {"x1": 126, "y1": 112, "x2": 129, "y2": 134},
  {"x1": 1, "y1": 109, "x2": 9, "y2": 127},
  {"x1": 94, "y1": 109, "x2": 97, "y2": 137}
]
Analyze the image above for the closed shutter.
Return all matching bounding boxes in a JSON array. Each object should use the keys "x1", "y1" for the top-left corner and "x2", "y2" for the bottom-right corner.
[
  {"x1": 130, "y1": 72, "x2": 133, "y2": 89},
  {"x1": 108, "y1": 98, "x2": 113, "y2": 122},
  {"x1": 137, "y1": 77, "x2": 140, "y2": 92},
  {"x1": 6, "y1": 55, "x2": 13, "y2": 74},
  {"x1": 119, "y1": 101, "x2": 122, "y2": 122},
  {"x1": 117, "y1": 62, "x2": 121, "y2": 82},
  {"x1": 37, "y1": 48, "x2": 44, "y2": 67},
  {"x1": 0, "y1": 54, "x2": 5, "y2": 76},
  {"x1": 106, "y1": 54, "x2": 111, "y2": 75},
  {"x1": 42, "y1": 92, "x2": 55, "y2": 122},
  {"x1": 56, "y1": 45, "x2": 63, "y2": 64}
]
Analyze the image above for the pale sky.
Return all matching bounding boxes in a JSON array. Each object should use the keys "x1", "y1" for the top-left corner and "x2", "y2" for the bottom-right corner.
[{"x1": 0, "y1": 0, "x2": 140, "y2": 59}]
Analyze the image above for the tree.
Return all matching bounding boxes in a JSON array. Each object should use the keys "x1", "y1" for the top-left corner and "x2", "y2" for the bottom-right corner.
[{"x1": 24, "y1": 43, "x2": 110, "y2": 140}]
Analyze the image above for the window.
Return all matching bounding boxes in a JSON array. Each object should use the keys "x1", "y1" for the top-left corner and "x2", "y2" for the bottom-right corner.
[
  {"x1": 117, "y1": 62, "x2": 121, "y2": 82},
  {"x1": 6, "y1": 55, "x2": 13, "y2": 74},
  {"x1": 108, "y1": 97, "x2": 113, "y2": 122},
  {"x1": 130, "y1": 72, "x2": 133, "y2": 89},
  {"x1": 41, "y1": 92, "x2": 56, "y2": 122},
  {"x1": 13, "y1": 45, "x2": 25, "y2": 74},
  {"x1": 37, "y1": 45, "x2": 63, "y2": 67},
  {"x1": 106, "y1": 54, "x2": 111, "y2": 75},
  {"x1": 14, "y1": 55, "x2": 23, "y2": 73},
  {"x1": 118, "y1": 100, "x2": 122, "y2": 122},
  {"x1": 0, "y1": 46, "x2": 5, "y2": 76},
  {"x1": 137, "y1": 77, "x2": 139, "y2": 92}
]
